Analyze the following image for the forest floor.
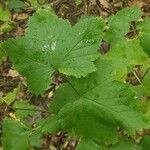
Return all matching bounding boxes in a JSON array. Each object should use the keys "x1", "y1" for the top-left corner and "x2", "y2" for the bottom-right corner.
[{"x1": 0, "y1": 0, "x2": 150, "y2": 149}]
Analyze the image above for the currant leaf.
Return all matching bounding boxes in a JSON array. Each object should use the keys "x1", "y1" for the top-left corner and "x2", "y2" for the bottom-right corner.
[
  {"x1": 50, "y1": 59, "x2": 150, "y2": 144},
  {"x1": 105, "y1": 6, "x2": 142, "y2": 45},
  {"x1": 102, "y1": 40, "x2": 148, "y2": 80},
  {"x1": 2, "y1": 9, "x2": 104, "y2": 95}
]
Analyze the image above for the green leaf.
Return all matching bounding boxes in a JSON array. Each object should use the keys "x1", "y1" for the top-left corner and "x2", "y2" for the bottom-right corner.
[
  {"x1": 75, "y1": 0, "x2": 82, "y2": 5},
  {"x1": 37, "y1": 115, "x2": 60, "y2": 134},
  {"x1": 76, "y1": 137, "x2": 141, "y2": 150},
  {"x1": 0, "y1": 22, "x2": 14, "y2": 34},
  {"x1": 30, "y1": 131, "x2": 43, "y2": 148},
  {"x1": 0, "y1": 4, "x2": 14, "y2": 34},
  {"x1": 2, "y1": 10, "x2": 104, "y2": 94},
  {"x1": 2, "y1": 118, "x2": 30, "y2": 150},
  {"x1": 14, "y1": 100, "x2": 36, "y2": 119},
  {"x1": 130, "y1": 85, "x2": 144, "y2": 99},
  {"x1": 142, "y1": 68, "x2": 150, "y2": 96},
  {"x1": 28, "y1": 0, "x2": 41, "y2": 10},
  {"x1": 141, "y1": 135, "x2": 150, "y2": 150},
  {"x1": 105, "y1": 6, "x2": 142, "y2": 45},
  {"x1": 50, "y1": 59, "x2": 150, "y2": 144},
  {"x1": 102, "y1": 40, "x2": 148, "y2": 80},
  {"x1": 8, "y1": 0, "x2": 27, "y2": 12},
  {"x1": 28, "y1": 0, "x2": 47, "y2": 11},
  {"x1": 137, "y1": 18, "x2": 150, "y2": 56},
  {"x1": 0, "y1": 4, "x2": 11, "y2": 21},
  {"x1": 2, "y1": 86, "x2": 19, "y2": 105},
  {"x1": 76, "y1": 140, "x2": 101, "y2": 150},
  {"x1": 107, "y1": 137, "x2": 140, "y2": 150},
  {"x1": 131, "y1": 66, "x2": 150, "y2": 97}
]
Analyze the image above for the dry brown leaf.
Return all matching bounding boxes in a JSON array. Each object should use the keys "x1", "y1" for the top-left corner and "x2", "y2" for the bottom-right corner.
[
  {"x1": 49, "y1": 145, "x2": 57, "y2": 150},
  {"x1": 128, "y1": 0, "x2": 146, "y2": 7},
  {"x1": 99, "y1": 0, "x2": 110, "y2": 8},
  {"x1": 7, "y1": 69, "x2": 19, "y2": 78},
  {"x1": 14, "y1": 27, "x2": 24, "y2": 36},
  {"x1": 15, "y1": 13, "x2": 29, "y2": 20},
  {"x1": 48, "y1": 91, "x2": 53, "y2": 99}
]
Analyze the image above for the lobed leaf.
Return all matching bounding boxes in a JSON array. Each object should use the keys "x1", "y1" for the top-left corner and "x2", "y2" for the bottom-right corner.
[
  {"x1": 105, "y1": 6, "x2": 142, "y2": 45},
  {"x1": 2, "y1": 9, "x2": 104, "y2": 95},
  {"x1": 102, "y1": 40, "x2": 148, "y2": 80},
  {"x1": 50, "y1": 59, "x2": 150, "y2": 144}
]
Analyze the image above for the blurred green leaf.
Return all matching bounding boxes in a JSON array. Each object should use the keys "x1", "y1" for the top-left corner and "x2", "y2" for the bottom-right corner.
[
  {"x1": 0, "y1": 4, "x2": 14, "y2": 34},
  {"x1": 141, "y1": 135, "x2": 150, "y2": 150},
  {"x1": 0, "y1": 4, "x2": 11, "y2": 21},
  {"x1": 28, "y1": 0, "x2": 41, "y2": 10},
  {"x1": 0, "y1": 22, "x2": 14, "y2": 34},
  {"x1": 8, "y1": 0, "x2": 27, "y2": 12},
  {"x1": 107, "y1": 137, "x2": 140, "y2": 150},
  {"x1": 75, "y1": 0, "x2": 82, "y2": 5},
  {"x1": 37, "y1": 115, "x2": 60, "y2": 134},
  {"x1": 30, "y1": 131, "x2": 43, "y2": 148},
  {"x1": 76, "y1": 140, "x2": 101, "y2": 150},
  {"x1": 14, "y1": 100, "x2": 36, "y2": 119},
  {"x1": 137, "y1": 18, "x2": 150, "y2": 56},
  {"x1": 2, "y1": 118, "x2": 30, "y2": 150},
  {"x1": 2, "y1": 86, "x2": 20, "y2": 105}
]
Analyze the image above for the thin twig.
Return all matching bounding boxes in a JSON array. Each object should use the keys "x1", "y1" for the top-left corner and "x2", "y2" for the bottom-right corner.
[{"x1": 132, "y1": 70, "x2": 143, "y2": 86}]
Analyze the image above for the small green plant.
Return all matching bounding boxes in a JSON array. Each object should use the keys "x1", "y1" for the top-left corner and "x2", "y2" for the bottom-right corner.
[
  {"x1": 0, "y1": 4, "x2": 14, "y2": 34},
  {"x1": 1, "y1": 6, "x2": 150, "y2": 149}
]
